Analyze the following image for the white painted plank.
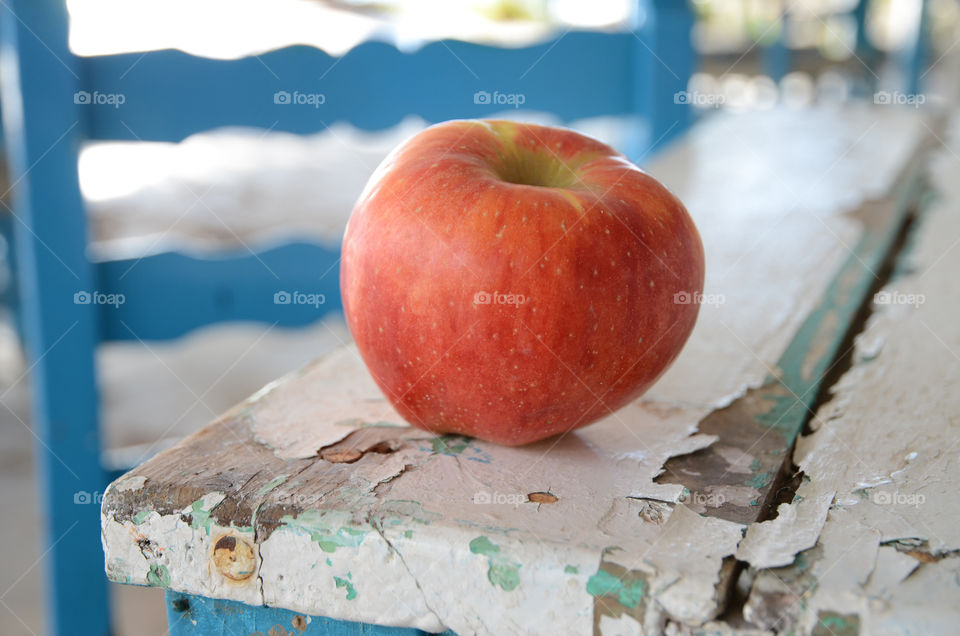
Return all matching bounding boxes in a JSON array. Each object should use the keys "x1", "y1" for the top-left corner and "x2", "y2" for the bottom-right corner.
[{"x1": 744, "y1": 112, "x2": 960, "y2": 633}]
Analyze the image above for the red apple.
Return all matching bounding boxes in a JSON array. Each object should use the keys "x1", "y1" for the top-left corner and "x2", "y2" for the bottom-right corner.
[{"x1": 341, "y1": 120, "x2": 704, "y2": 445}]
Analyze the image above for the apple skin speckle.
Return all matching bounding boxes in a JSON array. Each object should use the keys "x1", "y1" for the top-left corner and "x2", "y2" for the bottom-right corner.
[{"x1": 341, "y1": 119, "x2": 704, "y2": 446}]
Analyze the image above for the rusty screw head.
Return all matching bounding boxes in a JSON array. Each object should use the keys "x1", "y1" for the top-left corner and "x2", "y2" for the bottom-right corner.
[
  {"x1": 528, "y1": 492, "x2": 558, "y2": 504},
  {"x1": 212, "y1": 534, "x2": 257, "y2": 581},
  {"x1": 322, "y1": 448, "x2": 363, "y2": 463}
]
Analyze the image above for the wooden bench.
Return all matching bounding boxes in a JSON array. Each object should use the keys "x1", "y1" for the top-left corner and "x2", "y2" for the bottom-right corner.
[{"x1": 100, "y1": 106, "x2": 952, "y2": 635}]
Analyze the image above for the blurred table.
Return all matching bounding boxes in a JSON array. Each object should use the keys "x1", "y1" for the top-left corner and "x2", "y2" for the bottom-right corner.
[{"x1": 101, "y1": 105, "x2": 959, "y2": 635}]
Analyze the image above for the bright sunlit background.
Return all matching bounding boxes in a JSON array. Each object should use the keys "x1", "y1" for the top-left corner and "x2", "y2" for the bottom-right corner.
[{"x1": 73, "y1": 0, "x2": 960, "y2": 229}]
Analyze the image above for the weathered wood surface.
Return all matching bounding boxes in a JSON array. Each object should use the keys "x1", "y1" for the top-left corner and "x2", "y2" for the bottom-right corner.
[
  {"x1": 735, "y1": 115, "x2": 960, "y2": 635},
  {"x1": 101, "y1": 106, "x2": 933, "y2": 635}
]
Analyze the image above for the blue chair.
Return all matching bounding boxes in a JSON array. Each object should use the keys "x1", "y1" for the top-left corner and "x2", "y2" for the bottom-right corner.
[
  {"x1": 0, "y1": 0, "x2": 695, "y2": 633},
  {"x1": 761, "y1": 0, "x2": 932, "y2": 93}
]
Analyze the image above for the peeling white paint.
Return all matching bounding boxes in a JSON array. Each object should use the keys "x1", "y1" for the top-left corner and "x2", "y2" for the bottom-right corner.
[
  {"x1": 745, "y1": 118, "x2": 960, "y2": 633},
  {"x1": 114, "y1": 475, "x2": 147, "y2": 492},
  {"x1": 647, "y1": 106, "x2": 923, "y2": 410},
  {"x1": 736, "y1": 489, "x2": 835, "y2": 568},
  {"x1": 599, "y1": 612, "x2": 643, "y2": 635},
  {"x1": 626, "y1": 505, "x2": 744, "y2": 624},
  {"x1": 248, "y1": 346, "x2": 406, "y2": 459},
  {"x1": 101, "y1": 491, "x2": 263, "y2": 606}
]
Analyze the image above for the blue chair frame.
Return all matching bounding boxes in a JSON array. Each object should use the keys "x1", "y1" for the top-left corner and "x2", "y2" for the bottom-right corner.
[
  {"x1": 760, "y1": 0, "x2": 932, "y2": 92},
  {"x1": 0, "y1": 1, "x2": 694, "y2": 634}
]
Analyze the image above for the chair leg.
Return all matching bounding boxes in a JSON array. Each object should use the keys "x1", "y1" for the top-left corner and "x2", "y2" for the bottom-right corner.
[
  {"x1": 853, "y1": 0, "x2": 883, "y2": 93},
  {"x1": 0, "y1": 2, "x2": 110, "y2": 635},
  {"x1": 633, "y1": 0, "x2": 696, "y2": 159},
  {"x1": 0, "y1": 205, "x2": 23, "y2": 340},
  {"x1": 901, "y1": 0, "x2": 930, "y2": 96},
  {"x1": 762, "y1": 2, "x2": 791, "y2": 83}
]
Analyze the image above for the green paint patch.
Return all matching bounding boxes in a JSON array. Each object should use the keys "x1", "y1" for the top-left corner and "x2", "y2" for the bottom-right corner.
[
  {"x1": 430, "y1": 435, "x2": 471, "y2": 455},
  {"x1": 362, "y1": 420, "x2": 403, "y2": 428},
  {"x1": 257, "y1": 474, "x2": 288, "y2": 496},
  {"x1": 745, "y1": 471, "x2": 773, "y2": 489},
  {"x1": 147, "y1": 564, "x2": 170, "y2": 587},
  {"x1": 586, "y1": 568, "x2": 645, "y2": 609},
  {"x1": 314, "y1": 527, "x2": 366, "y2": 553},
  {"x1": 188, "y1": 499, "x2": 216, "y2": 535},
  {"x1": 793, "y1": 551, "x2": 811, "y2": 571},
  {"x1": 813, "y1": 611, "x2": 859, "y2": 636},
  {"x1": 404, "y1": 530, "x2": 414, "y2": 539},
  {"x1": 469, "y1": 536, "x2": 521, "y2": 591},
  {"x1": 334, "y1": 575, "x2": 357, "y2": 600},
  {"x1": 281, "y1": 510, "x2": 367, "y2": 553},
  {"x1": 326, "y1": 558, "x2": 332, "y2": 566},
  {"x1": 379, "y1": 500, "x2": 442, "y2": 525},
  {"x1": 749, "y1": 499, "x2": 759, "y2": 507},
  {"x1": 564, "y1": 565, "x2": 578, "y2": 574},
  {"x1": 133, "y1": 510, "x2": 152, "y2": 525}
]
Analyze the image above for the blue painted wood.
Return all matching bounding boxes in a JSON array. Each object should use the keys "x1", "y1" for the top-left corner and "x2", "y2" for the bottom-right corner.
[
  {"x1": 82, "y1": 33, "x2": 638, "y2": 142},
  {"x1": 97, "y1": 242, "x2": 342, "y2": 342},
  {"x1": 901, "y1": 0, "x2": 930, "y2": 96},
  {"x1": 761, "y1": 8, "x2": 790, "y2": 82},
  {"x1": 853, "y1": 0, "x2": 876, "y2": 59},
  {"x1": 852, "y1": 0, "x2": 883, "y2": 94},
  {"x1": 0, "y1": 1, "x2": 111, "y2": 635},
  {"x1": 635, "y1": 0, "x2": 695, "y2": 152},
  {"x1": 0, "y1": 210, "x2": 23, "y2": 338},
  {"x1": 165, "y1": 591, "x2": 452, "y2": 636}
]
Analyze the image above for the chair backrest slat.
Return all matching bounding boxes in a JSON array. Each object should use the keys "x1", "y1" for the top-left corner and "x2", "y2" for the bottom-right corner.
[
  {"x1": 97, "y1": 241, "x2": 341, "y2": 341},
  {"x1": 80, "y1": 32, "x2": 639, "y2": 142}
]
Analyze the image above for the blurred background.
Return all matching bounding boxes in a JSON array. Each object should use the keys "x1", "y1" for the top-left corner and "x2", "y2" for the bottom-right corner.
[{"x1": 0, "y1": 0, "x2": 957, "y2": 634}]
